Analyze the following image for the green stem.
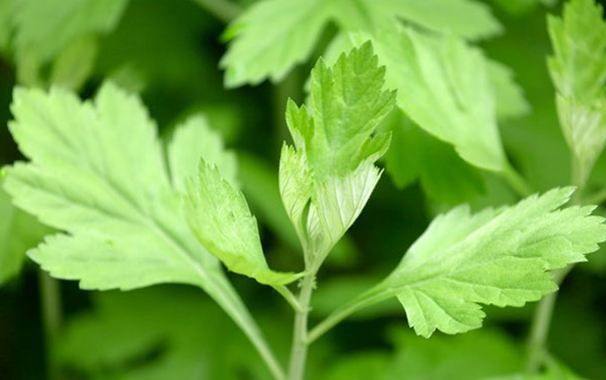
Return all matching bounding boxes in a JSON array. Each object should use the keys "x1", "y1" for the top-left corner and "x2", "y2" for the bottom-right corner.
[
  {"x1": 306, "y1": 288, "x2": 389, "y2": 345},
  {"x1": 191, "y1": 0, "x2": 241, "y2": 23},
  {"x1": 38, "y1": 270, "x2": 62, "y2": 380},
  {"x1": 276, "y1": 285, "x2": 305, "y2": 313},
  {"x1": 526, "y1": 266, "x2": 573, "y2": 373},
  {"x1": 287, "y1": 274, "x2": 315, "y2": 380},
  {"x1": 501, "y1": 164, "x2": 532, "y2": 197}
]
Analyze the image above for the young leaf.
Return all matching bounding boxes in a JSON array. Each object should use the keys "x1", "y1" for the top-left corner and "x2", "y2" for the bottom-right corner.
[
  {"x1": 279, "y1": 43, "x2": 395, "y2": 263},
  {"x1": 548, "y1": 0, "x2": 606, "y2": 185},
  {"x1": 3, "y1": 83, "x2": 281, "y2": 376},
  {"x1": 221, "y1": 0, "x2": 501, "y2": 87},
  {"x1": 168, "y1": 115, "x2": 238, "y2": 192},
  {"x1": 184, "y1": 160, "x2": 301, "y2": 286},
  {"x1": 310, "y1": 188, "x2": 606, "y2": 340}
]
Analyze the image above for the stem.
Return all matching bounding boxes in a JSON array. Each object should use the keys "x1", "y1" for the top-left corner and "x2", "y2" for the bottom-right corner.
[
  {"x1": 38, "y1": 270, "x2": 62, "y2": 380},
  {"x1": 502, "y1": 164, "x2": 532, "y2": 197},
  {"x1": 191, "y1": 0, "x2": 241, "y2": 23},
  {"x1": 306, "y1": 289, "x2": 389, "y2": 345},
  {"x1": 287, "y1": 274, "x2": 315, "y2": 380},
  {"x1": 276, "y1": 285, "x2": 305, "y2": 313},
  {"x1": 526, "y1": 266, "x2": 573, "y2": 373}
]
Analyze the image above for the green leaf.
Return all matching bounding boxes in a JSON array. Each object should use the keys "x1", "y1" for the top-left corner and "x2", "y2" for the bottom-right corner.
[
  {"x1": 168, "y1": 115, "x2": 238, "y2": 193},
  {"x1": 487, "y1": 60, "x2": 531, "y2": 120},
  {"x1": 365, "y1": 26, "x2": 507, "y2": 172},
  {"x1": 279, "y1": 43, "x2": 395, "y2": 263},
  {"x1": 12, "y1": 0, "x2": 128, "y2": 64},
  {"x1": 380, "y1": 187, "x2": 606, "y2": 337},
  {"x1": 548, "y1": 0, "x2": 606, "y2": 185},
  {"x1": 3, "y1": 83, "x2": 279, "y2": 373},
  {"x1": 0, "y1": 180, "x2": 51, "y2": 284},
  {"x1": 49, "y1": 35, "x2": 98, "y2": 91},
  {"x1": 384, "y1": 112, "x2": 486, "y2": 205},
  {"x1": 221, "y1": 0, "x2": 501, "y2": 87},
  {"x1": 320, "y1": 188, "x2": 606, "y2": 339},
  {"x1": 184, "y1": 160, "x2": 301, "y2": 286},
  {"x1": 548, "y1": 0, "x2": 606, "y2": 102}
]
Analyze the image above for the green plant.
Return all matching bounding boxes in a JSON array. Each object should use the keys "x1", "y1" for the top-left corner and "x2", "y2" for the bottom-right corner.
[{"x1": 2, "y1": 0, "x2": 606, "y2": 379}]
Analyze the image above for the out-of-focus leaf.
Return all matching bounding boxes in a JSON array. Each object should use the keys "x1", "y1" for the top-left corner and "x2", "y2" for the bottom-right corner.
[
  {"x1": 487, "y1": 60, "x2": 531, "y2": 120},
  {"x1": 324, "y1": 328, "x2": 523, "y2": 380},
  {"x1": 0, "y1": 180, "x2": 50, "y2": 284},
  {"x1": 384, "y1": 112, "x2": 485, "y2": 205},
  {"x1": 221, "y1": 0, "x2": 501, "y2": 87},
  {"x1": 49, "y1": 36, "x2": 98, "y2": 91}
]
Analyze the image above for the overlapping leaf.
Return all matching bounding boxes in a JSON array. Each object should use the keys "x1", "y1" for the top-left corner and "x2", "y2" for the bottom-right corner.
[
  {"x1": 221, "y1": 0, "x2": 501, "y2": 87},
  {"x1": 185, "y1": 161, "x2": 301, "y2": 286},
  {"x1": 279, "y1": 43, "x2": 395, "y2": 263},
  {"x1": 3, "y1": 83, "x2": 276, "y2": 369}
]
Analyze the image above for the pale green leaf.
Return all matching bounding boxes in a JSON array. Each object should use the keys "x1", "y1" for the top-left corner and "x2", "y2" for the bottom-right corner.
[
  {"x1": 487, "y1": 60, "x2": 531, "y2": 120},
  {"x1": 185, "y1": 160, "x2": 301, "y2": 286},
  {"x1": 221, "y1": 0, "x2": 501, "y2": 87},
  {"x1": 3, "y1": 83, "x2": 276, "y2": 369},
  {"x1": 279, "y1": 43, "x2": 394, "y2": 263},
  {"x1": 380, "y1": 188, "x2": 606, "y2": 337},
  {"x1": 548, "y1": 0, "x2": 606, "y2": 102},
  {"x1": 548, "y1": 0, "x2": 606, "y2": 185},
  {"x1": 168, "y1": 115, "x2": 238, "y2": 192},
  {"x1": 362, "y1": 26, "x2": 507, "y2": 171}
]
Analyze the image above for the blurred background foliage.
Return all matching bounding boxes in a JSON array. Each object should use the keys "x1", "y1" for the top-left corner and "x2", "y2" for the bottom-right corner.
[{"x1": 0, "y1": 0, "x2": 605, "y2": 379}]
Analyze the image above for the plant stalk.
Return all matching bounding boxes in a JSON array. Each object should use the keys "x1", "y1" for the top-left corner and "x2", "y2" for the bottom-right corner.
[
  {"x1": 38, "y1": 270, "x2": 62, "y2": 380},
  {"x1": 287, "y1": 274, "x2": 315, "y2": 380},
  {"x1": 502, "y1": 164, "x2": 532, "y2": 197}
]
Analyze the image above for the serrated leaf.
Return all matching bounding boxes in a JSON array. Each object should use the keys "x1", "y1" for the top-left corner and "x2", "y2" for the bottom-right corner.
[
  {"x1": 3, "y1": 83, "x2": 277, "y2": 370},
  {"x1": 279, "y1": 43, "x2": 394, "y2": 263},
  {"x1": 221, "y1": 0, "x2": 501, "y2": 87},
  {"x1": 365, "y1": 26, "x2": 507, "y2": 172},
  {"x1": 381, "y1": 188, "x2": 606, "y2": 337},
  {"x1": 168, "y1": 115, "x2": 238, "y2": 192},
  {"x1": 185, "y1": 161, "x2": 301, "y2": 286},
  {"x1": 324, "y1": 188, "x2": 606, "y2": 338},
  {"x1": 548, "y1": 0, "x2": 606, "y2": 185},
  {"x1": 487, "y1": 60, "x2": 531, "y2": 120}
]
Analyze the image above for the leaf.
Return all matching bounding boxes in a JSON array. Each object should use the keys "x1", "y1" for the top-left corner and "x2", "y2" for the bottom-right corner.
[
  {"x1": 221, "y1": 0, "x2": 501, "y2": 87},
  {"x1": 49, "y1": 35, "x2": 98, "y2": 91},
  {"x1": 279, "y1": 43, "x2": 395, "y2": 263},
  {"x1": 487, "y1": 60, "x2": 531, "y2": 120},
  {"x1": 383, "y1": 112, "x2": 486, "y2": 205},
  {"x1": 0, "y1": 180, "x2": 51, "y2": 284},
  {"x1": 168, "y1": 115, "x2": 238, "y2": 192},
  {"x1": 380, "y1": 188, "x2": 606, "y2": 337},
  {"x1": 12, "y1": 0, "x2": 128, "y2": 64},
  {"x1": 324, "y1": 188, "x2": 606, "y2": 338},
  {"x1": 548, "y1": 0, "x2": 606, "y2": 185},
  {"x1": 184, "y1": 160, "x2": 301, "y2": 286},
  {"x1": 366, "y1": 26, "x2": 507, "y2": 171},
  {"x1": 3, "y1": 83, "x2": 277, "y2": 369},
  {"x1": 548, "y1": 0, "x2": 606, "y2": 102},
  {"x1": 57, "y1": 288, "x2": 275, "y2": 380}
]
